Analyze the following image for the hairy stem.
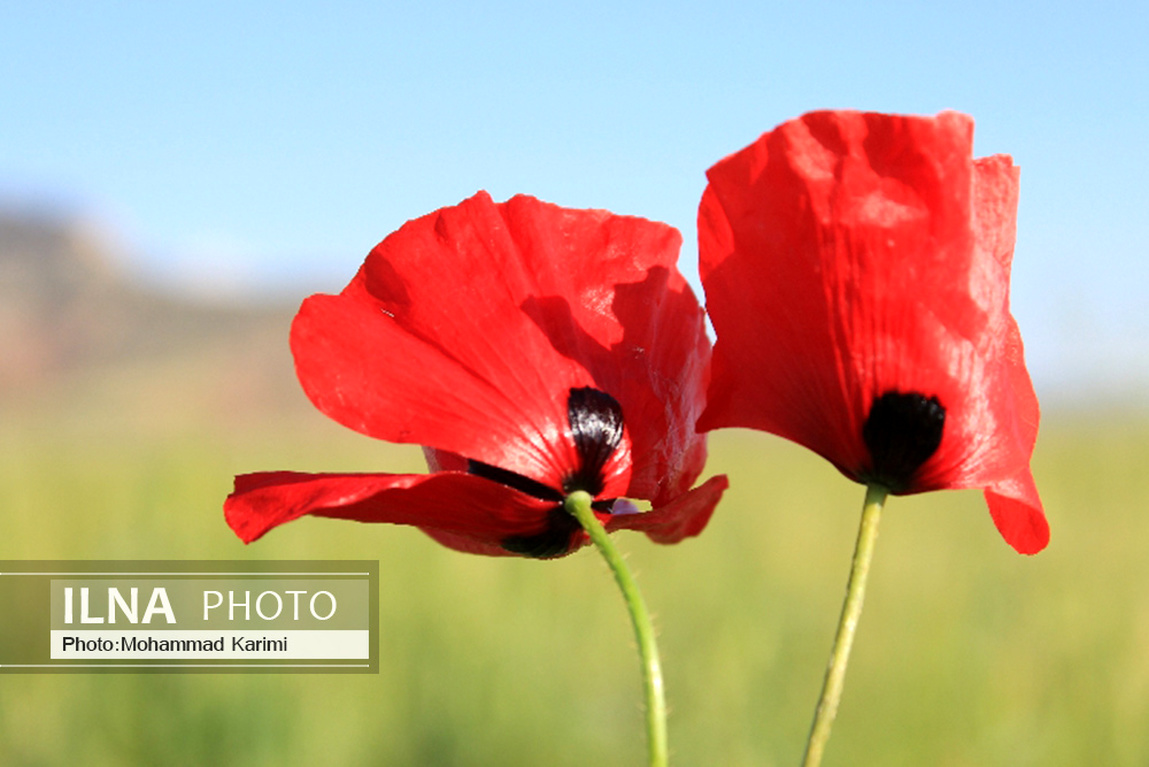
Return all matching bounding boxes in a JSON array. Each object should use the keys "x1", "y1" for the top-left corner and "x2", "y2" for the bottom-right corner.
[
  {"x1": 801, "y1": 483, "x2": 887, "y2": 767},
  {"x1": 565, "y1": 490, "x2": 668, "y2": 767}
]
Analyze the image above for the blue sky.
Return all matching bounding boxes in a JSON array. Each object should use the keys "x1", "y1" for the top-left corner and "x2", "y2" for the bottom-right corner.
[{"x1": 3, "y1": 1, "x2": 1147, "y2": 401}]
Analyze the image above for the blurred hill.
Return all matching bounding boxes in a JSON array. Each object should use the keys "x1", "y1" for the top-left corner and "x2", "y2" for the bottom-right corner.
[{"x1": 0, "y1": 208, "x2": 307, "y2": 428}]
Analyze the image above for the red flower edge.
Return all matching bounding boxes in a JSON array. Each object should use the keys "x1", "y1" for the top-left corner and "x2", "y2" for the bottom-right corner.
[
  {"x1": 225, "y1": 471, "x2": 727, "y2": 557},
  {"x1": 226, "y1": 191, "x2": 727, "y2": 557},
  {"x1": 697, "y1": 110, "x2": 1048, "y2": 554}
]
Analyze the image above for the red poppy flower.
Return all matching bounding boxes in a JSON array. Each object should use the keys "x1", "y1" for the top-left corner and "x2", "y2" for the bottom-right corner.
[
  {"x1": 226, "y1": 191, "x2": 727, "y2": 558},
  {"x1": 696, "y1": 110, "x2": 1048, "y2": 554}
]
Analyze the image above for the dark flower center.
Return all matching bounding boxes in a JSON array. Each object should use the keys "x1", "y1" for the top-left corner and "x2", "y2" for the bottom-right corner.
[
  {"x1": 860, "y1": 391, "x2": 945, "y2": 493},
  {"x1": 499, "y1": 508, "x2": 583, "y2": 558},
  {"x1": 563, "y1": 386, "x2": 625, "y2": 497},
  {"x1": 466, "y1": 386, "x2": 625, "y2": 558}
]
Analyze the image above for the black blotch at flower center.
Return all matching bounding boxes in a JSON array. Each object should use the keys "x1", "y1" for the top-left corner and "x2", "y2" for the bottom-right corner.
[
  {"x1": 465, "y1": 387, "x2": 625, "y2": 558},
  {"x1": 860, "y1": 391, "x2": 945, "y2": 493},
  {"x1": 466, "y1": 460, "x2": 563, "y2": 503},
  {"x1": 563, "y1": 386, "x2": 625, "y2": 497},
  {"x1": 499, "y1": 507, "x2": 583, "y2": 559}
]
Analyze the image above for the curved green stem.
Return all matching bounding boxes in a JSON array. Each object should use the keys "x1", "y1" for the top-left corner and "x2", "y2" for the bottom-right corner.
[
  {"x1": 801, "y1": 483, "x2": 888, "y2": 767},
  {"x1": 565, "y1": 490, "x2": 668, "y2": 767}
]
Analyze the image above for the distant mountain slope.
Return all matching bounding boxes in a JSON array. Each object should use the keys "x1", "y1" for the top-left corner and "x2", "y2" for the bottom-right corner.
[{"x1": 0, "y1": 209, "x2": 301, "y2": 412}]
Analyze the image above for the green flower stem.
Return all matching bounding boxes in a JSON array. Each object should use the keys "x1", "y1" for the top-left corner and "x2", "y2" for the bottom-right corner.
[
  {"x1": 564, "y1": 490, "x2": 668, "y2": 767},
  {"x1": 801, "y1": 483, "x2": 888, "y2": 767}
]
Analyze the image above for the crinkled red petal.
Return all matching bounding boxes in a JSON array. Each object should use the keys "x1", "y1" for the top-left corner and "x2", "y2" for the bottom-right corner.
[
  {"x1": 985, "y1": 467, "x2": 1049, "y2": 555},
  {"x1": 698, "y1": 110, "x2": 1046, "y2": 551},
  {"x1": 416, "y1": 528, "x2": 526, "y2": 558},
  {"x1": 602, "y1": 266, "x2": 713, "y2": 504},
  {"x1": 224, "y1": 470, "x2": 555, "y2": 548},
  {"x1": 291, "y1": 191, "x2": 711, "y2": 503},
  {"x1": 224, "y1": 470, "x2": 727, "y2": 558},
  {"x1": 606, "y1": 474, "x2": 728, "y2": 544}
]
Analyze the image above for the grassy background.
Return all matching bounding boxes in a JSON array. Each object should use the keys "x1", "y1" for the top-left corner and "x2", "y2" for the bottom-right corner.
[{"x1": 1, "y1": 362, "x2": 1146, "y2": 765}]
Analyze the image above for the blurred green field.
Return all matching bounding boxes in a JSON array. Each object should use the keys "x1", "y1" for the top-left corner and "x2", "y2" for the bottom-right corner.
[{"x1": 2, "y1": 379, "x2": 1147, "y2": 766}]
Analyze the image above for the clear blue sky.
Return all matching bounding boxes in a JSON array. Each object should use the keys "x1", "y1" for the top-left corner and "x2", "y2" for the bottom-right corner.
[{"x1": 3, "y1": 1, "x2": 1147, "y2": 401}]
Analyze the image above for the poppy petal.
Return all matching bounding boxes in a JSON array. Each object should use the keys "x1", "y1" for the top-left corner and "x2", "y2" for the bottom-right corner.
[
  {"x1": 224, "y1": 471, "x2": 555, "y2": 547},
  {"x1": 985, "y1": 467, "x2": 1049, "y2": 555},
  {"x1": 599, "y1": 265, "x2": 713, "y2": 504},
  {"x1": 416, "y1": 528, "x2": 528, "y2": 558},
  {"x1": 606, "y1": 474, "x2": 728, "y2": 544},
  {"x1": 916, "y1": 152, "x2": 1035, "y2": 490}
]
